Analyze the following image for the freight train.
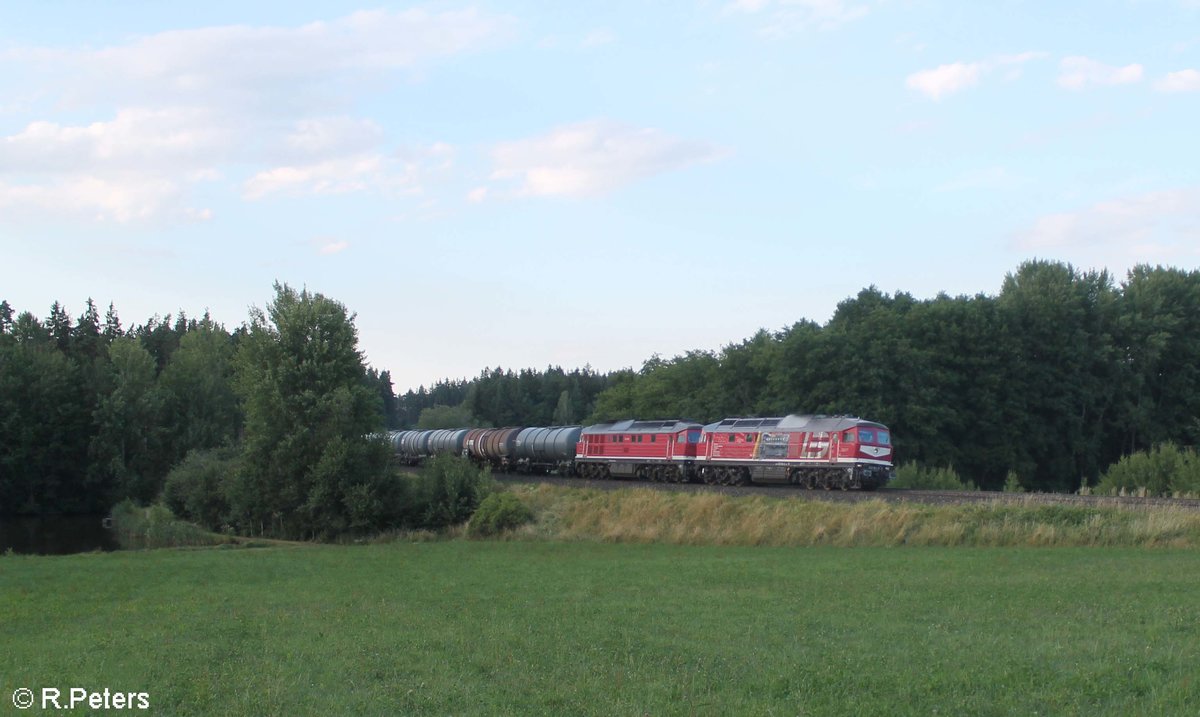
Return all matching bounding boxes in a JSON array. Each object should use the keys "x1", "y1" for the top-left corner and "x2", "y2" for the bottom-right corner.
[{"x1": 388, "y1": 414, "x2": 893, "y2": 490}]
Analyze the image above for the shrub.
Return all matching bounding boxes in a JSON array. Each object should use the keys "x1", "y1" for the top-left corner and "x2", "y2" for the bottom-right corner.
[
  {"x1": 890, "y1": 462, "x2": 975, "y2": 490},
  {"x1": 109, "y1": 500, "x2": 227, "y2": 549},
  {"x1": 1002, "y1": 470, "x2": 1025, "y2": 493},
  {"x1": 1098, "y1": 443, "x2": 1200, "y2": 497},
  {"x1": 468, "y1": 492, "x2": 534, "y2": 538},
  {"x1": 412, "y1": 454, "x2": 495, "y2": 529},
  {"x1": 162, "y1": 447, "x2": 240, "y2": 529}
]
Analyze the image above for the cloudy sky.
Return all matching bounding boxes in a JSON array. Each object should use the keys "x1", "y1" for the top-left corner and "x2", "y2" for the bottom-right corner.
[{"x1": 2, "y1": 1, "x2": 1198, "y2": 391}]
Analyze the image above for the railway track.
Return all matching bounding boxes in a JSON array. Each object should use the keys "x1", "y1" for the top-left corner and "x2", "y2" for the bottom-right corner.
[{"x1": 492, "y1": 472, "x2": 1200, "y2": 511}]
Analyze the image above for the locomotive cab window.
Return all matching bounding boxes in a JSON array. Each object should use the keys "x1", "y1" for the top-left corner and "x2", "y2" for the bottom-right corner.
[
  {"x1": 877, "y1": 431, "x2": 890, "y2": 445},
  {"x1": 843, "y1": 430, "x2": 856, "y2": 443},
  {"x1": 858, "y1": 429, "x2": 876, "y2": 444}
]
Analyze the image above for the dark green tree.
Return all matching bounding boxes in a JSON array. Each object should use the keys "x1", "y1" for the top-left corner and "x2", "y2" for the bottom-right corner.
[
  {"x1": 232, "y1": 283, "x2": 391, "y2": 538},
  {"x1": 997, "y1": 261, "x2": 1120, "y2": 490},
  {"x1": 89, "y1": 338, "x2": 166, "y2": 503},
  {"x1": 0, "y1": 335, "x2": 90, "y2": 512},
  {"x1": 552, "y1": 389, "x2": 575, "y2": 425},
  {"x1": 103, "y1": 302, "x2": 124, "y2": 340},
  {"x1": 416, "y1": 403, "x2": 477, "y2": 429},
  {"x1": 158, "y1": 317, "x2": 240, "y2": 466},
  {"x1": 1115, "y1": 266, "x2": 1200, "y2": 452}
]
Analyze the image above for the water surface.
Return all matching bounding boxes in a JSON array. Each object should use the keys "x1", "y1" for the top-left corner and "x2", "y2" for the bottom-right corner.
[{"x1": 0, "y1": 515, "x2": 118, "y2": 555}]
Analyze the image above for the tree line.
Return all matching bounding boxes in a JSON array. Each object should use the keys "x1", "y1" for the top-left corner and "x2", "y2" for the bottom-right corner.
[
  {"x1": 3, "y1": 259, "x2": 1199, "y2": 520},
  {"x1": 584, "y1": 260, "x2": 1200, "y2": 492},
  {"x1": 397, "y1": 367, "x2": 614, "y2": 429},
  {"x1": 0, "y1": 289, "x2": 396, "y2": 521}
]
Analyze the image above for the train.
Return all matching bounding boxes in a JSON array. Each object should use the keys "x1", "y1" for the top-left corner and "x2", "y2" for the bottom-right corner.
[{"x1": 388, "y1": 414, "x2": 894, "y2": 490}]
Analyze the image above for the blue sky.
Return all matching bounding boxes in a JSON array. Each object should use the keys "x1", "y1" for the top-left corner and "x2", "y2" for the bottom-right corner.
[{"x1": 2, "y1": 1, "x2": 1198, "y2": 392}]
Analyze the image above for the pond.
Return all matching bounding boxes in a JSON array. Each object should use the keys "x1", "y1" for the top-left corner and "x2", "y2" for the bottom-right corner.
[{"x1": 0, "y1": 515, "x2": 119, "y2": 555}]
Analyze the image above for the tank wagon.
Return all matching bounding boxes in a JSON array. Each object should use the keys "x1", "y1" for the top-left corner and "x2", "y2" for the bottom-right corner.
[
  {"x1": 514, "y1": 426, "x2": 581, "y2": 474},
  {"x1": 387, "y1": 414, "x2": 892, "y2": 489},
  {"x1": 389, "y1": 425, "x2": 580, "y2": 474}
]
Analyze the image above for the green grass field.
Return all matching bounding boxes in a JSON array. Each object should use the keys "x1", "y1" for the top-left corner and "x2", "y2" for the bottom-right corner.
[{"x1": 2, "y1": 542, "x2": 1198, "y2": 716}]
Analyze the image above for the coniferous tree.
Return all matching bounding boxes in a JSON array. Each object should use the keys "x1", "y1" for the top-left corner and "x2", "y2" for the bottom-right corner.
[
  {"x1": 158, "y1": 317, "x2": 240, "y2": 466},
  {"x1": 89, "y1": 338, "x2": 166, "y2": 503},
  {"x1": 103, "y1": 302, "x2": 124, "y2": 341}
]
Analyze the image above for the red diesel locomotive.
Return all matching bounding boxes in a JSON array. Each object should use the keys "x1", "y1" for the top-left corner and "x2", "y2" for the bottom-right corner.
[
  {"x1": 697, "y1": 415, "x2": 892, "y2": 489},
  {"x1": 574, "y1": 414, "x2": 892, "y2": 490}
]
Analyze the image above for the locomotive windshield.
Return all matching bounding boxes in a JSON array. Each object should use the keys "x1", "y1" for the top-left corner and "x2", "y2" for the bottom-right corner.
[{"x1": 856, "y1": 429, "x2": 890, "y2": 445}]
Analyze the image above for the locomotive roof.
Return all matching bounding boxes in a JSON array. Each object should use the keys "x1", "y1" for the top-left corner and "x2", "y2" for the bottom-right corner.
[
  {"x1": 581, "y1": 419, "x2": 703, "y2": 435},
  {"x1": 702, "y1": 415, "x2": 885, "y2": 433}
]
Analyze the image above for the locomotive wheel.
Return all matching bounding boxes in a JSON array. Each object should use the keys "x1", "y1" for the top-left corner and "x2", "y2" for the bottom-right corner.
[{"x1": 730, "y1": 467, "x2": 749, "y2": 486}]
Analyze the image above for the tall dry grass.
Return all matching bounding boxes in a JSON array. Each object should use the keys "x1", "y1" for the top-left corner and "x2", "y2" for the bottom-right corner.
[{"x1": 505, "y1": 484, "x2": 1200, "y2": 548}]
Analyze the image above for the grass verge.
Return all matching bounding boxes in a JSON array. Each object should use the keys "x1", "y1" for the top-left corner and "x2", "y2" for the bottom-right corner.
[{"x1": 502, "y1": 483, "x2": 1200, "y2": 547}]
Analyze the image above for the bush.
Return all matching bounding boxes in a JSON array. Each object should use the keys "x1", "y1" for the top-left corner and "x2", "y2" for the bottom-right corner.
[
  {"x1": 1002, "y1": 470, "x2": 1025, "y2": 493},
  {"x1": 1098, "y1": 443, "x2": 1200, "y2": 497},
  {"x1": 890, "y1": 462, "x2": 976, "y2": 491},
  {"x1": 411, "y1": 454, "x2": 495, "y2": 529},
  {"x1": 109, "y1": 500, "x2": 227, "y2": 549},
  {"x1": 468, "y1": 492, "x2": 534, "y2": 538},
  {"x1": 162, "y1": 447, "x2": 240, "y2": 529}
]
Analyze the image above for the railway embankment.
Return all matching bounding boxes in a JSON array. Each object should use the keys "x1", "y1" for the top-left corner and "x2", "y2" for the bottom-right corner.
[{"x1": 488, "y1": 482, "x2": 1200, "y2": 548}]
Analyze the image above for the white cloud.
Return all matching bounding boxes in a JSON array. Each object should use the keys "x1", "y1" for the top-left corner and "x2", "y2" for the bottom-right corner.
[
  {"x1": 726, "y1": 0, "x2": 870, "y2": 34},
  {"x1": 906, "y1": 52, "x2": 1047, "y2": 100},
  {"x1": 282, "y1": 117, "x2": 385, "y2": 159},
  {"x1": 906, "y1": 63, "x2": 982, "y2": 101},
  {"x1": 244, "y1": 155, "x2": 385, "y2": 199},
  {"x1": 1154, "y1": 69, "x2": 1200, "y2": 92},
  {"x1": 1, "y1": 9, "x2": 510, "y2": 224},
  {"x1": 0, "y1": 108, "x2": 232, "y2": 174},
  {"x1": 1057, "y1": 56, "x2": 1143, "y2": 90},
  {"x1": 487, "y1": 120, "x2": 726, "y2": 198},
  {"x1": 244, "y1": 141, "x2": 456, "y2": 200},
  {"x1": 19, "y1": 9, "x2": 512, "y2": 112},
  {"x1": 1013, "y1": 188, "x2": 1200, "y2": 266},
  {"x1": 467, "y1": 186, "x2": 489, "y2": 203},
  {"x1": 318, "y1": 239, "x2": 350, "y2": 255},
  {"x1": 0, "y1": 175, "x2": 185, "y2": 223}
]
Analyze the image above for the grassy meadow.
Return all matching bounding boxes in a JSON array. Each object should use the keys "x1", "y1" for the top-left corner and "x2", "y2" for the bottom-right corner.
[{"x1": 3, "y1": 540, "x2": 1199, "y2": 716}]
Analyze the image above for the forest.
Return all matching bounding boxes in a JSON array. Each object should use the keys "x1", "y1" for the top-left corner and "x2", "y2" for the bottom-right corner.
[{"x1": 2, "y1": 259, "x2": 1199, "y2": 522}]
